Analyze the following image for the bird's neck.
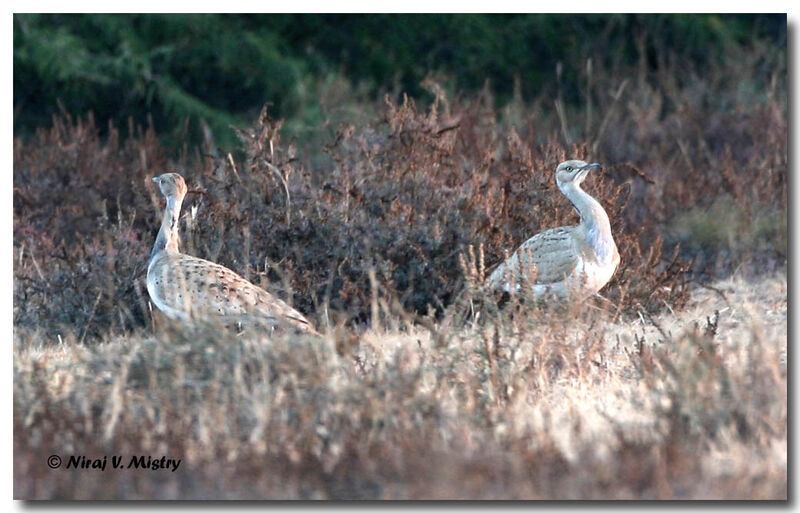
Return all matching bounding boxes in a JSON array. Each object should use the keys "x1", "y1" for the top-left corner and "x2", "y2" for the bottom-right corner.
[
  {"x1": 151, "y1": 195, "x2": 183, "y2": 260},
  {"x1": 559, "y1": 181, "x2": 615, "y2": 261}
]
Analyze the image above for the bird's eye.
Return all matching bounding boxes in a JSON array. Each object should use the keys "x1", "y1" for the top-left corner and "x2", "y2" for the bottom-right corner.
[{"x1": 565, "y1": 166, "x2": 572, "y2": 172}]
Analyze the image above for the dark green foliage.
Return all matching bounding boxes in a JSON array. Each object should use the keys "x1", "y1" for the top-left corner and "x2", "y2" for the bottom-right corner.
[
  {"x1": 14, "y1": 14, "x2": 305, "y2": 146},
  {"x1": 14, "y1": 14, "x2": 785, "y2": 148}
]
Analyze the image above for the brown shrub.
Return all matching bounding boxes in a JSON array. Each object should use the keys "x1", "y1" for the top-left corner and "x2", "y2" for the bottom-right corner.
[{"x1": 13, "y1": 48, "x2": 787, "y2": 339}]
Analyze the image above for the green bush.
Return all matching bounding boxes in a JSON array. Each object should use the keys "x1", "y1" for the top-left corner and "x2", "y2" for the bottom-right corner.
[{"x1": 14, "y1": 14, "x2": 785, "y2": 149}]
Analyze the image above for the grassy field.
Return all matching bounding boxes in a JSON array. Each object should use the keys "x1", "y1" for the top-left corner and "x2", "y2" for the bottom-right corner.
[
  {"x1": 13, "y1": 25, "x2": 786, "y2": 498},
  {"x1": 13, "y1": 273, "x2": 786, "y2": 499}
]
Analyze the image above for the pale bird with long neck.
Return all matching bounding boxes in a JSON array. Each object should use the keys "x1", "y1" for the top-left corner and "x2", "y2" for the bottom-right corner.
[
  {"x1": 485, "y1": 160, "x2": 620, "y2": 302},
  {"x1": 146, "y1": 172, "x2": 319, "y2": 334}
]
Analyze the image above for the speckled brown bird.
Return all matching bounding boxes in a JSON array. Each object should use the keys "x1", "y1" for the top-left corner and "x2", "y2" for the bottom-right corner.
[
  {"x1": 485, "y1": 160, "x2": 620, "y2": 302},
  {"x1": 146, "y1": 172, "x2": 319, "y2": 335}
]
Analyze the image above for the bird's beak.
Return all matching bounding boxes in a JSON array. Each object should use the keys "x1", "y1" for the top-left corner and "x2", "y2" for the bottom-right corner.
[
  {"x1": 575, "y1": 163, "x2": 599, "y2": 180},
  {"x1": 152, "y1": 177, "x2": 159, "y2": 183}
]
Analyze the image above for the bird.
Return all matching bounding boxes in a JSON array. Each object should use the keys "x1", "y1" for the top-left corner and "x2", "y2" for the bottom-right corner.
[
  {"x1": 146, "y1": 172, "x2": 319, "y2": 335},
  {"x1": 485, "y1": 160, "x2": 619, "y2": 302}
]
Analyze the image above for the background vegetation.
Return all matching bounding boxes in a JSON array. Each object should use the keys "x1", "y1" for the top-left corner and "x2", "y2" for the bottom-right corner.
[
  {"x1": 13, "y1": 14, "x2": 786, "y2": 499},
  {"x1": 14, "y1": 14, "x2": 785, "y2": 147}
]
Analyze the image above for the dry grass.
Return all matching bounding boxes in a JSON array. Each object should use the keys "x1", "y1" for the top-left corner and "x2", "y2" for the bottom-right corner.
[{"x1": 13, "y1": 273, "x2": 786, "y2": 499}]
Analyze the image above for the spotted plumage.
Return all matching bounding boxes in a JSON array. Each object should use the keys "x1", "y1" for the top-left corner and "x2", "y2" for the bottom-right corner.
[
  {"x1": 485, "y1": 160, "x2": 620, "y2": 302},
  {"x1": 146, "y1": 172, "x2": 319, "y2": 334}
]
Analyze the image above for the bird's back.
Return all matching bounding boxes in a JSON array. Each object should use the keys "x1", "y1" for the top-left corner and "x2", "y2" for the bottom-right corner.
[
  {"x1": 486, "y1": 225, "x2": 582, "y2": 293},
  {"x1": 147, "y1": 253, "x2": 316, "y2": 333}
]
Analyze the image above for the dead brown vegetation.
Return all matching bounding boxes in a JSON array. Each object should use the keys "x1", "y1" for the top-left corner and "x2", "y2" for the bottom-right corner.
[{"x1": 13, "y1": 66, "x2": 786, "y2": 339}]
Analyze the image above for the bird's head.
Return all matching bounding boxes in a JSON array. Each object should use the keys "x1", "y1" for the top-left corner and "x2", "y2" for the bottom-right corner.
[
  {"x1": 555, "y1": 160, "x2": 600, "y2": 188},
  {"x1": 152, "y1": 172, "x2": 188, "y2": 199}
]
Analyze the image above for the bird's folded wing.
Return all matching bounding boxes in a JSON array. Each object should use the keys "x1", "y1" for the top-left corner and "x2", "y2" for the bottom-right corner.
[
  {"x1": 486, "y1": 227, "x2": 580, "y2": 289},
  {"x1": 150, "y1": 254, "x2": 313, "y2": 330}
]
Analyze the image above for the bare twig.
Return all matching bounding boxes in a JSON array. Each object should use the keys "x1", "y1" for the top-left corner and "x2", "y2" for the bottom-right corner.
[{"x1": 262, "y1": 159, "x2": 291, "y2": 226}]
